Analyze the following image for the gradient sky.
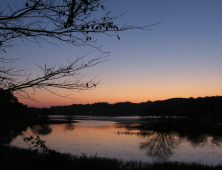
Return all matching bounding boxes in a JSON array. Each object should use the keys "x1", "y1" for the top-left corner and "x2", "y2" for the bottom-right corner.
[{"x1": 3, "y1": 0, "x2": 222, "y2": 108}]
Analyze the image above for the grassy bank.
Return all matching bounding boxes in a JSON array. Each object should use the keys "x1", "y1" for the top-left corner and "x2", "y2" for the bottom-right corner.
[{"x1": 1, "y1": 145, "x2": 222, "y2": 170}]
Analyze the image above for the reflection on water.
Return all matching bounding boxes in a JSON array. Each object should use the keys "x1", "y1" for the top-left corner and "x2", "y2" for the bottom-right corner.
[
  {"x1": 30, "y1": 124, "x2": 52, "y2": 135},
  {"x1": 64, "y1": 123, "x2": 75, "y2": 131},
  {"x1": 139, "y1": 132, "x2": 181, "y2": 162},
  {"x1": 9, "y1": 117, "x2": 222, "y2": 165}
]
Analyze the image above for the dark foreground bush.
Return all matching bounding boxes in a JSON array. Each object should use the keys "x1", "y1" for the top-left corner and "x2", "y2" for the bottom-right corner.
[{"x1": 0, "y1": 145, "x2": 222, "y2": 170}]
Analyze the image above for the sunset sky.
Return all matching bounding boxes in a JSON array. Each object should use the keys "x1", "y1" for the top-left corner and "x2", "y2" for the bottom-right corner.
[{"x1": 3, "y1": 0, "x2": 222, "y2": 108}]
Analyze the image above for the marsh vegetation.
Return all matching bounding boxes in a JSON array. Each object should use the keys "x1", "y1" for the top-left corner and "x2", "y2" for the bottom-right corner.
[{"x1": 1, "y1": 145, "x2": 222, "y2": 170}]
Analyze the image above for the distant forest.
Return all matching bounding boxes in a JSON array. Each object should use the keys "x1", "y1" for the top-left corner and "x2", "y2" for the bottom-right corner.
[
  {"x1": 1, "y1": 89, "x2": 222, "y2": 119},
  {"x1": 49, "y1": 96, "x2": 222, "y2": 117}
]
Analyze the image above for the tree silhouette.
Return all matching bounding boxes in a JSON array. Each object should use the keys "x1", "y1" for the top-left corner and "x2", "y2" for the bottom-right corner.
[
  {"x1": 0, "y1": 88, "x2": 37, "y2": 122},
  {"x1": 0, "y1": 0, "x2": 160, "y2": 100}
]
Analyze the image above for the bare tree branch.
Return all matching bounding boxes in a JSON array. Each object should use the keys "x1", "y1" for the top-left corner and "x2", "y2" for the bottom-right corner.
[
  {"x1": 0, "y1": 0, "x2": 160, "y2": 100},
  {"x1": 1, "y1": 52, "x2": 107, "y2": 100}
]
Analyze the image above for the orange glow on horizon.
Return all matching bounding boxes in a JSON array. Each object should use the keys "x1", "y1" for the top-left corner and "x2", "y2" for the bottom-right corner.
[
  {"x1": 19, "y1": 89, "x2": 222, "y2": 108},
  {"x1": 17, "y1": 75, "x2": 222, "y2": 108}
]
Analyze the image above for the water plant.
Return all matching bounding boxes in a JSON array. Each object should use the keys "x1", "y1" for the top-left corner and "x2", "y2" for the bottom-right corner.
[{"x1": 22, "y1": 133, "x2": 54, "y2": 154}]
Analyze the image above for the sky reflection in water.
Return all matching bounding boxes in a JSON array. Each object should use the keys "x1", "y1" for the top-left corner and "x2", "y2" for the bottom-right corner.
[{"x1": 10, "y1": 119, "x2": 222, "y2": 165}]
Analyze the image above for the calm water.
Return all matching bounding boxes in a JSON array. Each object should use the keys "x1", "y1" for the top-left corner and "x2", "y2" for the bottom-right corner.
[{"x1": 10, "y1": 116, "x2": 222, "y2": 165}]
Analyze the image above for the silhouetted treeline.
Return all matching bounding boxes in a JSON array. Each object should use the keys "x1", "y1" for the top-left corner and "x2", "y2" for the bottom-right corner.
[
  {"x1": 142, "y1": 96, "x2": 222, "y2": 118},
  {"x1": 50, "y1": 102, "x2": 148, "y2": 116},
  {"x1": 49, "y1": 96, "x2": 222, "y2": 118}
]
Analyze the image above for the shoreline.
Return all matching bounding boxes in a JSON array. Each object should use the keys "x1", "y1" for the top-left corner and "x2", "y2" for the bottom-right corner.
[{"x1": 49, "y1": 115, "x2": 143, "y2": 124}]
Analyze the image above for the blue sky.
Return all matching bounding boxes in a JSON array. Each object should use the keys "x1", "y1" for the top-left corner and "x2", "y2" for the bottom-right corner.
[{"x1": 2, "y1": 0, "x2": 222, "y2": 107}]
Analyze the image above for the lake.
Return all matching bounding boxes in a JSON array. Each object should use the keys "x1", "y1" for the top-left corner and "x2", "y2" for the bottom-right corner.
[{"x1": 10, "y1": 116, "x2": 222, "y2": 165}]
